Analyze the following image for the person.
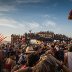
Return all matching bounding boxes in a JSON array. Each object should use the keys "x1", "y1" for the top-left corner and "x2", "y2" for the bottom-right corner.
[
  {"x1": 12, "y1": 53, "x2": 39, "y2": 72},
  {"x1": 25, "y1": 45, "x2": 35, "y2": 54},
  {"x1": 11, "y1": 49, "x2": 27, "y2": 72},
  {"x1": 18, "y1": 51, "x2": 27, "y2": 65},
  {"x1": 64, "y1": 45, "x2": 72, "y2": 72},
  {"x1": 33, "y1": 55, "x2": 56, "y2": 72},
  {"x1": 0, "y1": 49, "x2": 4, "y2": 72},
  {"x1": 13, "y1": 67, "x2": 32, "y2": 72},
  {"x1": 12, "y1": 57, "x2": 27, "y2": 72},
  {"x1": 4, "y1": 52, "x2": 16, "y2": 72},
  {"x1": 37, "y1": 50, "x2": 70, "y2": 72},
  {"x1": 54, "y1": 45, "x2": 64, "y2": 62},
  {"x1": 26, "y1": 53, "x2": 40, "y2": 67}
]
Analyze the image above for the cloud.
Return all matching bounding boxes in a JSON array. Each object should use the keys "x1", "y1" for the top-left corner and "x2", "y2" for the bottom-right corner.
[
  {"x1": 53, "y1": 3, "x2": 58, "y2": 7},
  {"x1": 44, "y1": 20, "x2": 56, "y2": 27},
  {"x1": 0, "y1": 0, "x2": 47, "y2": 12},
  {"x1": 43, "y1": 14, "x2": 51, "y2": 18},
  {"x1": 0, "y1": 0, "x2": 43, "y2": 12},
  {"x1": 0, "y1": 18, "x2": 41, "y2": 30},
  {"x1": 43, "y1": 14, "x2": 57, "y2": 20},
  {"x1": 45, "y1": 21, "x2": 56, "y2": 27},
  {"x1": 1, "y1": 18, "x2": 56, "y2": 30},
  {"x1": 27, "y1": 22, "x2": 40, "y2": 29},
  {"x1": 17, "y1": 21, "x2": 41, "y2": 32},
  {"x1": 0, "y1": 4, "x2": 16, "y2": 12},
  {"x1": 69, "y1": 0, "x2": 72, "y2": 2},
  {"x1": 0, "y1": 17, "x2": 59, "y2": 35},
  {"x1": 0, "y1": 24, "x2": 16, "y2": 28},
  {"x1": 16, "y1": 0, "x2": 42, "y2": 3},
  {"x1": 0, "y1": 18, "x2": 18, "y2": 28},
  {"x1": 0, "y1": 13, "x2": 4, "y2": 15},
  {"x1": 0, "y1": 0, "x2": 17, "y2": 12},
  {"x1": 41, "y1": 20, "x2": 61, "y2": 33}
]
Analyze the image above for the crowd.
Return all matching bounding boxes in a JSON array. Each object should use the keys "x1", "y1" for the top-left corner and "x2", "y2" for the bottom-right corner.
[{"x1": 0, "y1": 39, "x2": 72, "y2": 72}]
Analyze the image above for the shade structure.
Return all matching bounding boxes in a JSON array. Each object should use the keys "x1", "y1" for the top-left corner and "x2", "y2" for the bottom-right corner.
[{"x1": 68, "y1": 10, "x2": 72, "y2": 20}]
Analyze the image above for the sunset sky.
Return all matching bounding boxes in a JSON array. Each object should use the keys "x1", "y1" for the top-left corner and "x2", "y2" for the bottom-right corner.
[{"x1": 0, "y1": 0, "x2": 72, "y2": 41}]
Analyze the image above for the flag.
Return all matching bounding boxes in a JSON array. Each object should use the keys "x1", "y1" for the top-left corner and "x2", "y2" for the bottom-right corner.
[
  {"x1": 0, "y1": 34, "x2": 7, "y2": 43},
  {"x1": 68, "y1": 10, "x2": 72, "y2": 20}
]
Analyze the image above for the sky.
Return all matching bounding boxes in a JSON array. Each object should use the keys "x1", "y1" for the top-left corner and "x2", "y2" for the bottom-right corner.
[{"x1": 0, "y1": 0, "x2": 72, "y2": 41}]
